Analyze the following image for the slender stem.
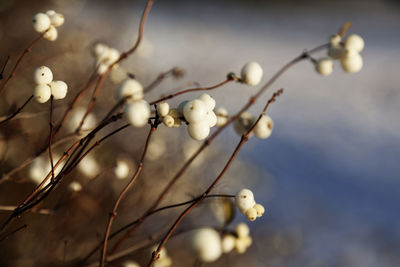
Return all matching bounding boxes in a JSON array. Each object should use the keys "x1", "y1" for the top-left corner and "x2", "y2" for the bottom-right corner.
[
  {"x1": 0, "y1": 224, "x2": 27, "y2": 243},
  {"x1": 100, "y1": 126, "x2": 156, "y2": 267},
  {"x1": 0, "y1": 33, "x2": 44, "y2": 96},
  {"x1": 48, "y1": 96, "x2": 55, "y2": 182},
  {"x1": 147, "y1": 89, "x2": 283, "y2": 266},
  {"x1": 0, "y1": 56, "x2": 10, "y2": 80},
  {"x1": 0, "y1": 95, "x2": 34, "y2": 125},
  {"x1": 144, "y1": 68, "x2": 177, "y2": 94}
]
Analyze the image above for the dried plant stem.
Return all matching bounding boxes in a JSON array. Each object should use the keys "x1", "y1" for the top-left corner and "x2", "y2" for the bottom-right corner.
[
  {"x1": 0, "y1": 224, "x2": 27, "y2": 243},
  {"x1": 48, "y1": 96, "x2": 55, "y2": 182},
  {"x1": 0, "y1": 95, "x2": 34, "y2": 125},
  {"x1": 100, "y1": 126, "x2": 156, "y2": 267},
  {"x1": 147, "y1": 89, "x2": 283, "y2": 266},
  {"x1": 0, "y1": 56, "x2": 10, "y2": 80},
  {"x1": 0, "y1": 33, "x2": 44, "y2": 96},
  {"x1": 144, "y1": 68, "x2": 179, "y2": 93},
  {"x1": 76, "y1": 0, "x2": 154, "y2": 133}
]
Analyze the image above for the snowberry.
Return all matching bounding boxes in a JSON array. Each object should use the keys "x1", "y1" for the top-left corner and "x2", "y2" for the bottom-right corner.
[
  {"x1": 34, "y1": 84, "x2": 51, "y2": 103},
  {"x1": 115, "y1": 79, "x2": 143, "y2": 102},
  {"x1": 46, "y1": 11, "x2": 64, "y2": 27},
  {"x1": 241, "y1": 61, "x2": 263, "y2": 86},
  {"x1": 43, "y1": 25, "x2": 58, "y2": 41},
  {"x1": 78, "y1": 155, "x2": 100, "y2": 178},
  {"x1": 97, "y1": 63, "x2": 109, "y2": 75},
  {"x1": 162, "y1": 115, "x2": 175, "y2": 128},
  {"x1": 187, "y1": 121, "x2": 210, "y2": 141},
  {"x1": 114, "y1": 159, "x2": 130, "y2": 179},
  {"x1": 34, "y1": 66, "x2": 53, "y2": 85},
  {"x1": 215, "y1": 107, "x2": 228, "y2": 127},
  {"x1": 341, "y1": 51, "x2": 363, "y2": 73},
  {"x1": 168, "y1": 109, "x2": 182, "y2": 127},
  {"x1": 93, "y1": 43, "x2": 109, "y2": 58},
  {"x1": 157, "y1": 102, "x2": 170, "y2": 117},
  {"x1": 190, "y1": 228, "x2": 222, "y2": 262},
  {"x1": 344, "y1": 34, "x2": 364, "y2": 53},
  {"x1": 221, "y1": 234, "x2": 236, "y2": 253},
  {"x1": 253, "y1": 203, "x2": 265, "y2": 217},
  {"x1": 32, "y1": 13, "x2": 51, "y2": 33},
  {"x1": 104, "y1": 48, "x2": 120, "y2": 65},
  {"x1": 198, "y1": 93, "x2": 216, "y2": 111},
  {"x1": 124, "y1": 100, "x2": 150, "y2": 127},
  {"x1": 49, "y1": 80, "x2": 68, "y2": 100},
  {"x1": 245, "y1": 207, "x2": 257, "y2": 221},
  {"x1": 233, "y1": 111, "x2": 254, "y2": 136},
  {"x1": 329, "y1": 34, "x2": 341, "y2": 46},
  {"x1": 67, "y1": 107, "x2": 97, "y2": 132},
  {"x1": 254, "y1": 114, "x2": 273, "y2": 139},
  {"x1": 69, "y1": 181, "x2": 82, "y2": 192},
  {"x1": 235, "y1": 189, "x2": 256, "y2": 214},
  {"x1": 183, "y1": 99, "x2": 207, "y2": 123},
  {"x1": 315, "y1": 58, "x2": 333, "y2": 76},
  {"x1": 235, "y1": 223, "x2": 250, "y2": 238},
  {"x1": 205, "y1": 110, "x2": 217, "y2": 127}
]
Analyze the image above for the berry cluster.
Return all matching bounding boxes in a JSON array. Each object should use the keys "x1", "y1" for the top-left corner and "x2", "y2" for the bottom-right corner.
[
  {"x1": 222, "y1": 223, "x2": 252, "y2": 254},
  {"x1": 32, "y1": 10, "x2": 64, "y2": 41},
  {"x1": 92, "y1": 43, "x2": 121, "y2": 74},
  {"x1": 235, "y1": 188, "x2": 265, "y2": 221},
  {"x1": 315, "y1": 33, "x2": 365, "y2": 76},
  {"x1": 33, "y1": 66, "x2": 68, "y2": 103}
]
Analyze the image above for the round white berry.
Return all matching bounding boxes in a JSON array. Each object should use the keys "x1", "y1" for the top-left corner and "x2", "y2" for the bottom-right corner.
[
  {"x1": 329, "y1": 34, "x2": 341, "y2": 46},
  {"x1": 93, "y1": 43, "x2": 109, "y2": 58},
  {"x1": 344, "y1": 34, "x2": 364, "y2": 53},
  {"x1": 183, "y1": 99, "x2": 207, "y2": 123},
  {"x1": 221, "y1": 234, "x2": 236, "y2": 254},
  {"x1": 47, "y1": 11, "x2": 64, "y2": 27},
  {"x1": 162, "y1": 115, "x2": 175, "y2": 128},
  {"x1": 49, "y1": 80, "x2": 68, "y2": 100},
  {"x1": 341, "y1": 51, "x2": 363, "y2": 73},
  {"x1": 33, "y1": 84, "x2": 51, "y2": 103},
  {"x1": 115, "y1": 79, "x2": 143, "y2": 102},
  {"x1": 205, "y1": 110, "x2": 217, "y2": 127},
  {"x1": 96, "y1": 63, "x2": 109, "y2": 75},
  {"x1": 190, "y1": 228, "x2": 222, "y2": 262},
  {"x1": 198, "y1": 93, "x2": 216, "y2": 111},
  {"x1": 315, "y1": 58, "x2": 333, "y2": 76},
  {"x1": 43, "y1": 25, "x2": 58, "y2": 41},
  {"x1": 215, "y1": 107, "x2": 228, "y2": 127},
  {"x1": 78, "y1": 155, "x2": 100, "y2": 178},
  {"x1": 32, "y1": 13, "x2": 51, "y2": 33},
  {"x1": 254, "y1": 114, "x2": 273, "y2": 139},
  {"x1": 245, "y1": 207, "x2": 257, "y2": 221},
  {"x1": 235, "y1": 238, "x2": 247, "y2": 254},
  {"x1": 240, "y1": 61, "x2": 263, "y2": 86},
  {"x1": 69, "y1": 181, "x2": 82, "y2": 192},
  {"x1": 157, "y1": 102, "x2": 170, "y2": 117},
  {"x1": 33, "y1": 66, "x2": 53, "y2": 85},
  {"x1": 253, "y1": 203, "x2": 265, "y2": 217},
  {"x1": 124, "y1": 100, "x2": 150, "y2": 127},
  {"x1": 235, "y1": 188, "x2": 256, "y2": 214},
  {"x1": 103, "y1": 48, "x2": 120, "y2": 65},
  {"x1": 235, "y1": 223, "x2": 250, "y2": 238},
  {"x1": 187, "y1": 121, "x2": 210, "y2": 141},
  {"x1": 114, "y1": 159, "x2": 130, "y2": 179}
]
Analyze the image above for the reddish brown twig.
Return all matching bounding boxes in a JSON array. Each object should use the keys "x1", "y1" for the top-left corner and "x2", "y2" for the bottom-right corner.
[
  {"x1": 0, "y1": 56, "x2": 10, "y2": 80},
  {"x1": 48, "y1": 96, "x2": 55, "y2": 182},
  {"x1": 0, "y1": 95, "x2": 34, "y2": 125},
  {"x1": 147, "y1": 89, "x2": 283, "y2": 266},
  {"x1": 144, "y1": 67, "x2": 184, "y2": 94},
  {"x1": 100, "y1": 125, "x2": 156, "y2": 267},
  {"x1": 0, "y1": 33, "x2": 44, "y2": 96}
]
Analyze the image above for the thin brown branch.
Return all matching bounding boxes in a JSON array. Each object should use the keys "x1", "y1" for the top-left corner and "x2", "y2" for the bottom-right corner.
[
  {"x1": 0, "y1": 95, "x2": 34, "y2": 125},
  {"x1": 49, "y1": 96, "x2": 55, "y2": 182},
  {"x1": 147, "y1": 89, "x2": 283, "y2": 266},
  {"x1": 0, "y1": 56, "x2": 10, "y2": 80},
  {"x1": 100, "y1": 125, "x2": 156, "y2": 267},
  {"x1": 144, "y1": 67, "x2": 183, "y2": 94},
  {"x1": 0, "y1": 33, "x2": 44, "y2": 96},
  {"x1": 0, "y1": 224, "x2": 27, "y2": 243}
]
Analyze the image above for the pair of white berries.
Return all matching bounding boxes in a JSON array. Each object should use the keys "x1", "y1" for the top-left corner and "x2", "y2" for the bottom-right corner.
[
  {"x1": 92, "y1": 43, "x2": 120, "y2": 74},
  {"x1": 234, "y1": 112, "x2": 274, "y2": 139},
  {"x1": 32, "y1": 10, "x2": 64, "y2": 41},
  {"x1": 315, "y1": 33, "x2": 364, "y2": 76},
  {"x1": 117, "y1": 78, "x2": 151, "y2": 127},
  {"x1": 33, "y1": 66, "x2": 68, "y2": 103},
  {"x1": 156, "y1": 102, "x2": 181, "y2": 128},
  {"x1": 235, "y1": 188, "x2": 265, "y2": 221},
  {"x1": 222, "y1": 223, "x2": 252, "y2": 254}
]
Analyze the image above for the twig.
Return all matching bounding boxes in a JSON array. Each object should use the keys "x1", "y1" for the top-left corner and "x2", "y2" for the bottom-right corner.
[
  {"x1": 143, "y1": 67, "x2": 183, "y2": 94},
  {"x1": 147, "y1": 89, "x2": 283, "y2": 266},
  {"x1": 0, "y1": 224, "x2": 27, "y2": 243},
  {"x1": 49, "y1": 96, "x2": 55, "y2": 182},
  {"x1": 0, "y1": 56, "x2": 10, "y2": 80},
  {"x1": 0, "y1": 95, "x2": 34, "y2": 125},
  {"x1": 0, "y1": 205, "x2": 53, "y2": 215},
  {"x1": 0, "y1": 33, "x2": 44, "y2": 96}
]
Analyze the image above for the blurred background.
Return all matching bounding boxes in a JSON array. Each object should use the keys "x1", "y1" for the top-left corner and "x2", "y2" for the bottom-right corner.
[{"x1": 0, "y1": 0, "x2": 400, "y2": 266}]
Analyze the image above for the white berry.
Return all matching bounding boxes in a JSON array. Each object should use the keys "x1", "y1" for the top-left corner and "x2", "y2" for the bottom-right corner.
[
  {"x1": 33, "y1": 66, "x2": 53, "y2": 85},
  {"x1": 34, "y1": 84, "x2": 51, "y2": 103},
  {"x1": 49, "y1": 80, "x2": 68, "y2": 100},
  {"x1": 205, "y1": 110, "x2": 217, "y2": 128},
  {"x1": 215, "y1": 107, "x2": 228, "y2": 127},
  {"x1": 315, "y1": 58, "x2": 333, "y2": 76},
  {"x1": 254, "y1": 114, "x2": 273, "y2": 139},
  {"x1": 32, "y1": 13, "x2": 51, "y2": 33},
  {"x1": 233, "y1": 111, "x2": 254, "y2": 136},
  {"x1": 253, "y1": 203, "x2": 265, "y2": 217},
  {"x1": 43, "y1": 25, "x2": 58, "y2": 41},
  {"x1": 221, "y1": 234, "x2": 236, "y2": 253},
  {"x1": 69, "y1": 181, "x2": 82, "y2": 192},
  {"x1": 183, "y1": 99, "x2": 207, "y2": 123},
  {"x1": 124, "y1": 100, "x2": 150, "y2": 127},
  {"x1": 157, "y1": 102, "x2": 170, "y2": 117},
  {"x1": 190, "y1": 228, "x2": 222, "y2": 262},
  {"x1": 114, "y1": 159, "x2": 130, "y2": 180},
  {"x1": 235, "y1": 188, "x2": 256, "y2": 214},
  {"x1": 115, "y1": 79, "x2": 143, "y2": 102},
  {"x1": 241, "y1": 61, "x2": 263, "y2": 86},
  {"x1": 162, "y1": 115, "x2": 175, "y2": 128},
  {"x1": 235, "y1": 223, "x2": 250, "y2": 238},
  {"x1": 341, "y1": 51, "x2": 363, "y2": 73},
  {"x1": 198, "y1": 93, "x2": 216, "y2": 111},
  {"x1": 187, "y1": 121, "x2": 210, "y2": 141},
  {"x1": 245, "y1": 207, "x2": 257, "y2": 221},
  {"x1": 344, "y1": 34, "x2": 364, "y2": 53},
  {"x1": 47, "y1": 11, "x2": 64, "y2": 27},
  {"x1": 329, "y1": 34, "x2": 341, "y2": 46}
]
